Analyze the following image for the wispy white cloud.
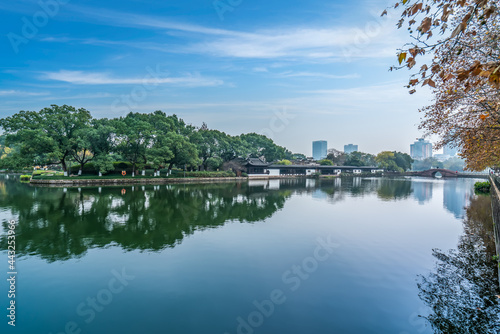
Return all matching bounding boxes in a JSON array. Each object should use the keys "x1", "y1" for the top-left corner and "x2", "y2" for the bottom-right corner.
[
  {"x1": 0, "y1": 90, "x2": 48, "y2": 96},
  {"x1": 40, "y1": 70, "x2": 224, "y2": 87},
  {"x1": 44, "y1": 5, "x2": 402, "y2": 61},
  {"x1": 66, "y1": 5, "x2": 242, "y2": 37},
  {"x1": 41, "y1": 92, "x2": 113, "y2": 100},
  {"x1": 277, "y1": 71, "x2": 359, "y2": 79}
]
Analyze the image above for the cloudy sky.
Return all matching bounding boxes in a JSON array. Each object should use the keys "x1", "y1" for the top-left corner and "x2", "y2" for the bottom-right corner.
[{"x1": 0, "y1": 0, "x2": 435, "y2": 156}]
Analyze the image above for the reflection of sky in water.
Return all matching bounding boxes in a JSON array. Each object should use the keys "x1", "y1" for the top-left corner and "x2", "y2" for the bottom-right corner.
[
  {"x1": 410, "y1": 178, "x2": 479, "y2": 219},
  {"x1": 0, "y1": 174, "x2": 490, "y2": 334},
  {"x1": 443, "y1": 179, "x2": 474, "y2": 219},
  {"x1": 412, "y1": 180, "x2": 433, "y2": 204},
  {"x1": 312, "y1": 188, "x2": 328, "y2": 200}
]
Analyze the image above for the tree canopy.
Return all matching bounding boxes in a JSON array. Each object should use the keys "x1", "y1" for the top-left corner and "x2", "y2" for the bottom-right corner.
[
  {"x1": 375, "y1": 151, "x2": 414, "y2": 172},
  {"x1": 0, "y1": 105, "x2": 292, "y2": 173},
  {"x1": 387, "y1": 0, "x2": 499, "y2": 170}
]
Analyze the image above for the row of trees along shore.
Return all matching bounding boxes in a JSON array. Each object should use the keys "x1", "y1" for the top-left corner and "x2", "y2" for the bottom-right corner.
[
  {"x1": 0, "y1": 105, "x2": 463, "y2": 175},
  {"x1": 275, "y1": 151, "x2": 415, "y2": 172},
  {"x1": 0, "y1": 105, "x2": 292, "y2": 175}
]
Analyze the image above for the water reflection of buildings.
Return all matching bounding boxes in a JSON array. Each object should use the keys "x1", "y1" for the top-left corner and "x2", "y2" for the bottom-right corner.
[
  {"x1": 411, "y1": 181, "x2": 433, "y2": 204},
  {"x1": 443, "y1": 180, "x2": 472, "y2": 219}
]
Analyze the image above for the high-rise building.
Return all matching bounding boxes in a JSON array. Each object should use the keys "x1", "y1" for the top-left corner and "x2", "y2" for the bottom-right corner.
[
  {"x1": 344, "y1": 144, "x2": 358, "y2": 154},
  {"x1": 410, "y1": 138, "x2": 433, "y2": 160},
  {"x1": 443, "y1": 144, "x2": 458, "y2": 157},
  {"x1": 312, "y1": 141, "x2": 327, "y2": 160}
]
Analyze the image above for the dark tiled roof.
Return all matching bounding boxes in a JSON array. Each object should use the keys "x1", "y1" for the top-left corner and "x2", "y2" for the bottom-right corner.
[
  {"x1": 268, "y1": 165, "x2": 379, "y2": 169},
  {"x1": 246, "y1": 158, "x2": 270, "y2": 167}
]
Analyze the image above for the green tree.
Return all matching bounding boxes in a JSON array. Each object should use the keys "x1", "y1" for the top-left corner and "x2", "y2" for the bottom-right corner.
[
  {"x1": 205, "y1": 157, "x2": 223, "y2": 171},
  {"x1": 164, "y1": 132, "x2": 201, "y2": 172},
  {"x1": 327, "y1": 152, "x2": 347, "y2": 166},
  {"x1": 113, "y1": 112, "x2": 153, "y2": 175},
  {"x1": 291, "y1": 153, "x2": 306, "y2": 160},
  {"x1": 393, "y1": 152, "x2": 413, "y2": 172},
  {"x1": 90, "y1": 119, "x2": 117, "y2": 174},
  {"x1": 0, "y1": 105, "x2": 92, "y2": 172},
  {"x1": 276, "y1": 159, "x2": 292, "y2": 165},
  {"x1": 240, "y1": 133, "x2": 287, "y2": 162},
  {"x1": 345, "y1": 152, "x2": 376, "y2": 167},
  {"x1": 376, "y1": 151, "x2": 402, "y2": 172},
  {"x1": 318, "y1": 159, "x2": 333, "y2": 166},
  {"x1": 146, "y1": 111, "x2": 175, "y2": 174}
]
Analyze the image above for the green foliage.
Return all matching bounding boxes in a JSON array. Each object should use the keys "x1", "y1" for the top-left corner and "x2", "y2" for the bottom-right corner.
[
  {"x1": 240, "y1": 133, "x2": 285, "y2": 162},
  {"x1": 327, "y1": 152, "x2": 347, "y2": 166},
  {"x1": 345, "y1": 152, "x2": 376, "y2": 167},
  {"x1": 318, "y1": 159, "x2": 333, "y2": 166},
  {"x1": 32, "y1": 174, "x2": 163, "y2": 180},
  {"x1": 0, "y1": 105, "x2": 92, "y2": 172},
  {"x1": 113, "y1": 112, "x2": 153, "y2": 173},
  {"x1": 291, "y1": 153, "x2": 306, "y2": 160},
  {"x1": 32, "y1": 170, "x2": 64, "y2": 177},
  {"x1": 474, "y1": 181, "x2": 491, "y2": 194},
  {"x1": 171, "y1": 171, "x2": 236, "y2": 178},
  {"x1": 376, "y1": 151, "x2": 413, "y2": 172},
  {"x1": 20, "y1": 175, "x2": 31, "y2": 181},
  {"x1": 276, "y1": 159, "x2": 292, "y2": 165},
  {"x1": 393, "y1": 152, "x2": 413, "y2": 171},
  {"x1": 0, "y1": 105, "x2": 299, "y2": 174},
  {"x1": 205, "y1": 157, "x2": 223, "y2": 171}
]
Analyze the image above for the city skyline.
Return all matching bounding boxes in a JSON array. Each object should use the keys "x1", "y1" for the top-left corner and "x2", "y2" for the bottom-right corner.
[
  {"x1": 410, "y1": 138, "x2": 433, "y2": 160},
  {"x1": 312, "y1": 140, "x2": 328, "y2": 160}
]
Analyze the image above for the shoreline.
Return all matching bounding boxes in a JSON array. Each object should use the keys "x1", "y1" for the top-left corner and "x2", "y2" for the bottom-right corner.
[
  {"x1": 20, "y1": 172, "x2": 489, "y2": 187},
  {"x1": 28, "y1": 175, "x2": 309, "y2": 186}
]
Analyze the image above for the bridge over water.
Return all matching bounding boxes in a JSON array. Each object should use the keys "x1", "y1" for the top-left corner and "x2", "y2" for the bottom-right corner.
[{"x1": 409, "y1": 168, "x2": 488, "y2": 178}]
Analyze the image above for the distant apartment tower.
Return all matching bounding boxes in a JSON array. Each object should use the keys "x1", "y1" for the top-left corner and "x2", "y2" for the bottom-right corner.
[
  {"x1": 312, "y1": 141, "x2": 328, "y2": 160},
  {"x1": 344, "y1": 144, "x2": 358, "y2": 154},
  {"x1": 443, "y1": 144, "x2": 458, "y2": 157},
  {"x1": 410, "y1": 138, "x2": 433, "y2": 160}
]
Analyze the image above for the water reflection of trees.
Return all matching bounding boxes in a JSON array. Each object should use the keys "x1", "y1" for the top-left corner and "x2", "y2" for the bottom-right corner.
[
  {"x1": 0, "y1": 182, "x2": 291, "y2": 261},
  {"x1": 300, "y1": 177, "x2": 413, "y2": 204},
  {"x1": 0, "y1": 176, "x2": 417, "y2": 261},
  {"x1": 417, "y1": 195, "x2": 500, "y2": 333},
  {"x1": 377, "y1": 178, "x2": 413, "y2": 201}
]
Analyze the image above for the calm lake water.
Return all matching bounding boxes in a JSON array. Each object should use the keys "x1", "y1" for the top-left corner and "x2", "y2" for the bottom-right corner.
[{"x1": 1, "y1": 176, "x2": 499, "y2": 334}]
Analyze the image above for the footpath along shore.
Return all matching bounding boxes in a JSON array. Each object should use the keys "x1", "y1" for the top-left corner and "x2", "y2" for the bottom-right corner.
[{"x1": 29, "y1": 175, "x2": 310, "y2": 186}]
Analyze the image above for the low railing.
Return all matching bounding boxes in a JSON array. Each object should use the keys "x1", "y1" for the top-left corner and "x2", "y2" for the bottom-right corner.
[{"x1": 488, "y1": 175, "x2": 500, "y2": 285}]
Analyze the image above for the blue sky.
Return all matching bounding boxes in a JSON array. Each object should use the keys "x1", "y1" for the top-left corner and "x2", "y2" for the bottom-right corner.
[{"x1": 0, "y1": 0, "x2": 434, "y2": 156}]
